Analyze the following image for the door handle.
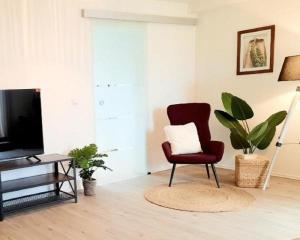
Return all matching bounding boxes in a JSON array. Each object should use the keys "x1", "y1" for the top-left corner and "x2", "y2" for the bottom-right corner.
[{"x1": 105, "y1": 148, "x2": 119, "y2": 153}]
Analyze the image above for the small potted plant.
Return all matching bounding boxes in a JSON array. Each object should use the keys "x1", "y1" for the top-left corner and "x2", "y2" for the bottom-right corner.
[
  {"x1": 214, "y1": 93, "x2": 287, "y2": 187},
  {"x1": 68, "y1": 144, "x2": 112, "y2": 196}
]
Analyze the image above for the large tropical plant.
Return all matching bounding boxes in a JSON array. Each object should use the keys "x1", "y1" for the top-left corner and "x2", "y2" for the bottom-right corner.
[{"x1": 214, "y1": 93, "x2": 287, "y2": 154}]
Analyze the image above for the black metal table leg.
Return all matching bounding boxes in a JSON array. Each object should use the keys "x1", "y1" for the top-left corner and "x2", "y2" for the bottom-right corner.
[
  {"x1": 0, "y1": 172, "x2": 4, "y2": 221},
  {"x1": 58, "y1": 161, "x2": 77, "y2": 201},
  {"x1": 54, "y1": 162, "x2": 60, "y2": 196},
  {"x1": 72, "y1": 159, "x2": 78, "y2": 203}
]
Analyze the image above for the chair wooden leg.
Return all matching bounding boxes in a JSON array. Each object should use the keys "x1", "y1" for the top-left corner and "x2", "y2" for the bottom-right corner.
[
  {"x1": 205, "y1": 164, "x2": 210, "y2": 179},
  {"x1": 211, "y1": 164, "x2": 220, "y2": 188},
  {"x1": 169, "y1": 163, "x2": 176, "y2": 187}
]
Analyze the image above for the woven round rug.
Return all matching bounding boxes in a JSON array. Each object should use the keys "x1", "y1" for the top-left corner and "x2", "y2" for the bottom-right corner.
[{"x1": 144, "y1": 182, "x2": 255, "y2": 212}]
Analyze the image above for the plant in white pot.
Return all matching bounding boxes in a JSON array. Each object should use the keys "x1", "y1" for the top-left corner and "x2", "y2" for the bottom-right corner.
[
  {"x1": 214, "y1": 93, "x2": 287, "y2": 187},
  {"x1": 69, "y1": 144, "x2": 112, "y2": 196}
]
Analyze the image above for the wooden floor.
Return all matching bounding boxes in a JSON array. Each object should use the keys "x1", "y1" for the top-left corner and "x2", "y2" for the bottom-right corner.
[{"x1": 1, "y1": 165, "x2": 300, "y2": 240}]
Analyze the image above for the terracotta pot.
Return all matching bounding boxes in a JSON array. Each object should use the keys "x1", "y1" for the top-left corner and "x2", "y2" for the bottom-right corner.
[{"x1": 82, "y1": 179, "x2": 97, "y2": 196}]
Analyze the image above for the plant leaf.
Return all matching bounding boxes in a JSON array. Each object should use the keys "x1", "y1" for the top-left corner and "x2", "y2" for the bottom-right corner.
[
  {"x1": 221, "y1": 92, "x2": 234, "y2": 115},
  {"x1": 250, "y1": 111, "x2": 287, "y2": 150},
  {"x1": 230, "y1": 130, "x2": 251, "y2": 150},
  {"x1": 68, "y1": 143, "x2": 112, "y2": 179},
  {"x1": 266, "y1": 111, "x2": 287, "y2": 128},
  {"x1": 214, "y1": 110, "x2": 248, "y2": 137},
  {"x1": 231, "y1": 96, "x2": 254, "y2": 120},
  {"x1": 78, "y1": 158, "x2": 90, "y2": 169},
  {"x1": 247, "y1": 121, "x2": 269, "y2": 141},
  {"x1": 254, "y1": 127, "x2": 276, "y2": 150}
]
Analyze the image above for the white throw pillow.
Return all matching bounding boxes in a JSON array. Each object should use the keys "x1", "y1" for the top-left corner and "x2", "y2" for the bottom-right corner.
[{"x1": 164, "y1": 122, "x2": 202, "y2": 155}]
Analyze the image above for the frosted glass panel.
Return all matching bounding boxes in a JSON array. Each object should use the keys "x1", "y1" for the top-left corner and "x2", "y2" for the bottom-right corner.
[
  {"x1": 96, "y1": 116, "x2": 136, "y2": 150},
  {"x1": 93, "y1": 21, "x2": 145, "y2": 86},
  {"x1": 92, "y1": 20, "x2": 147, "y2": 184},
  {"x1": 95, "y1": 85, "x2": 143, "y2": 119}
]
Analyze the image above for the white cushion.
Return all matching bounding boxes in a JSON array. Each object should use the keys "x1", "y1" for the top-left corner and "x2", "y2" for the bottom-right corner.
[{"x1": 164, "y1": 122, "x2": 202, "y2": 155}]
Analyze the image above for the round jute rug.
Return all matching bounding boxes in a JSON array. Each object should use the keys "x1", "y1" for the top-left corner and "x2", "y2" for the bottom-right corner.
[{"x1": 144, "y1": 182, "x2": 255, "y2": 212}]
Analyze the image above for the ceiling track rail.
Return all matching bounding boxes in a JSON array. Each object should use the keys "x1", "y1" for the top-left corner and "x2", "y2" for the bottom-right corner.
[{"x1": 82, "y1": 9, "x2": 198, "y2": 26}]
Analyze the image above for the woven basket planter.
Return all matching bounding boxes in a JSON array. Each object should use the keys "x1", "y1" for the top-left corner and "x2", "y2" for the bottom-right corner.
[{"x1": 235, "y1": 154, "x2": 269, "y2": 188}]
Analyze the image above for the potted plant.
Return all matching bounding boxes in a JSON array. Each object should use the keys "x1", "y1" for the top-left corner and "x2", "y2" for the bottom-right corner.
[
  {"x1": 68, "y1": 144, "x2": 112, "y2": 196},
  {"x1": 214, "y1": 92, "x2": 287, "y2": 187}
]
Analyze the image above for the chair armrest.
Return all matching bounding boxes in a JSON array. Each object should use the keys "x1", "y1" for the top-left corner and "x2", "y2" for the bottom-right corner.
[
  {"x1": 205, "y1": 141, "x2": 224, "y2": 162},
  {"x1": 162, "y1": 141, "x2": 172, "y2": 160}
]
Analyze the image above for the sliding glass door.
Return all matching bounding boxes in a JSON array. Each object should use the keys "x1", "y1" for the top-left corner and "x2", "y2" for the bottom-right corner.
[{"x1": 92, "y1": 20, "x2": 147, "y2": 184}]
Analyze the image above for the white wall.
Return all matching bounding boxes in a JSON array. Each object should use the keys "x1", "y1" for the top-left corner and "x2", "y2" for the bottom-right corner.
[
  {"x1": 196, "y1": 0, "x2": 300, "y2": 179},
  {"x1": 0, "y1": 0, "x2": 196, "y2": 190},
  {"x1": 146, "y1": 23, "x2": 197, "y2": 172}
]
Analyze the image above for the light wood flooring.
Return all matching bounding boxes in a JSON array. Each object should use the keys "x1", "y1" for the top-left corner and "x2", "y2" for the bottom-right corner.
[{"x1": 0, "y1": 165, "x2": 300, "y2": 240}]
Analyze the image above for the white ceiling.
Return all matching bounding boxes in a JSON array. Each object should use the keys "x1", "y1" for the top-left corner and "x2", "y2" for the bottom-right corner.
[{"x1": 162, "y1": 0, "x2": 248, "y2": 12}]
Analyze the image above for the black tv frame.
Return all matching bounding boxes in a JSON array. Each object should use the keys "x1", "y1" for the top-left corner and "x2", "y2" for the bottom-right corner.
[{"x1": 0, "y1": 88, "x2": 44, "y2": 162}]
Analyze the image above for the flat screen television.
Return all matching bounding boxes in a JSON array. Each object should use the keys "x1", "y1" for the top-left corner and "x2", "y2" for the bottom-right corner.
[{"x1": 0, "y1": 89, "x2": 44, "y2": 161}]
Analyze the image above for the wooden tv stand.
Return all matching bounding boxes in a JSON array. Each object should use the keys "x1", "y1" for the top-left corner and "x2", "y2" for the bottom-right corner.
[{"x1": 0, "y1": 154, "x2": 78, "y2": 221}]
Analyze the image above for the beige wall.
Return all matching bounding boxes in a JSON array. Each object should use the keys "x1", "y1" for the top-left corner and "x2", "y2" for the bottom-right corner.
[
  {"x1": 0, "y1": 0, "x2": 196, "y2": 189},
  {"x1": 196, "y1": 0, "x2": 300, "y2": 179}
]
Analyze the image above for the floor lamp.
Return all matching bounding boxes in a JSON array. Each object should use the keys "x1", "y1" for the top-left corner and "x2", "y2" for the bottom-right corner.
[{"x1": 263, "y1": 55, "x2": 300, "y2": 191}]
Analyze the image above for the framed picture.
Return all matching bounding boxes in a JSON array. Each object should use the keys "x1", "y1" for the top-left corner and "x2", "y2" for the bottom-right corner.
[{"x1": 237, "y1": 25, "x2": 275, "y2": 75}]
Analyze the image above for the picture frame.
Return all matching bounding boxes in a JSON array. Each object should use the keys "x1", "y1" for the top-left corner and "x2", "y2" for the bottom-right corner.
[{"x1": 237, "y1": 25, "x2": 275, "y2": 75}]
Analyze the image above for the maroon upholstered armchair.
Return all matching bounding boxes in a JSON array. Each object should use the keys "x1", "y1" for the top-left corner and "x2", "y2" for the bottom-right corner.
[{"x1": 162, "y1": 103, "x2": 224, "y2": 188}]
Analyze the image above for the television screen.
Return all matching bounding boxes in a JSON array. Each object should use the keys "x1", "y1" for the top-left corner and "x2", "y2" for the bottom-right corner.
[{"x1": 0, "y1": 89, "x2": 44, "y2": 161}]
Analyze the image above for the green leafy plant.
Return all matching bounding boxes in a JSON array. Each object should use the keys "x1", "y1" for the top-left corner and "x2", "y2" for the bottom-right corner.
[
  {"x1": 68, "y1": 144, "x2": 112, "y2": 181},
  {"x1": 214, "y1": 93, "x2": 287, "y2": 154}
]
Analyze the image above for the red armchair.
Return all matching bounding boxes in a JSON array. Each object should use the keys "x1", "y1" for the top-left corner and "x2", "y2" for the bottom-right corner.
[{"x1": 162, "y1": 103, "x2": 224, "y2": 188}]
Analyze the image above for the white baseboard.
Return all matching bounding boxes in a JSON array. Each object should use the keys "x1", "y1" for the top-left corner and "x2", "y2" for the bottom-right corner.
[
  {"x1": 216, "y1": 163, "x2": 234, "y2": 170},
  {"x1": 270, "y1": 172, "x2": 300, "y2": 181},
  {"x1": 216, "y1": 163, "x2": 300, "y2": 181},
  {"x1": 150, "y1": 162, "x2": 300, "y2": 181}
]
